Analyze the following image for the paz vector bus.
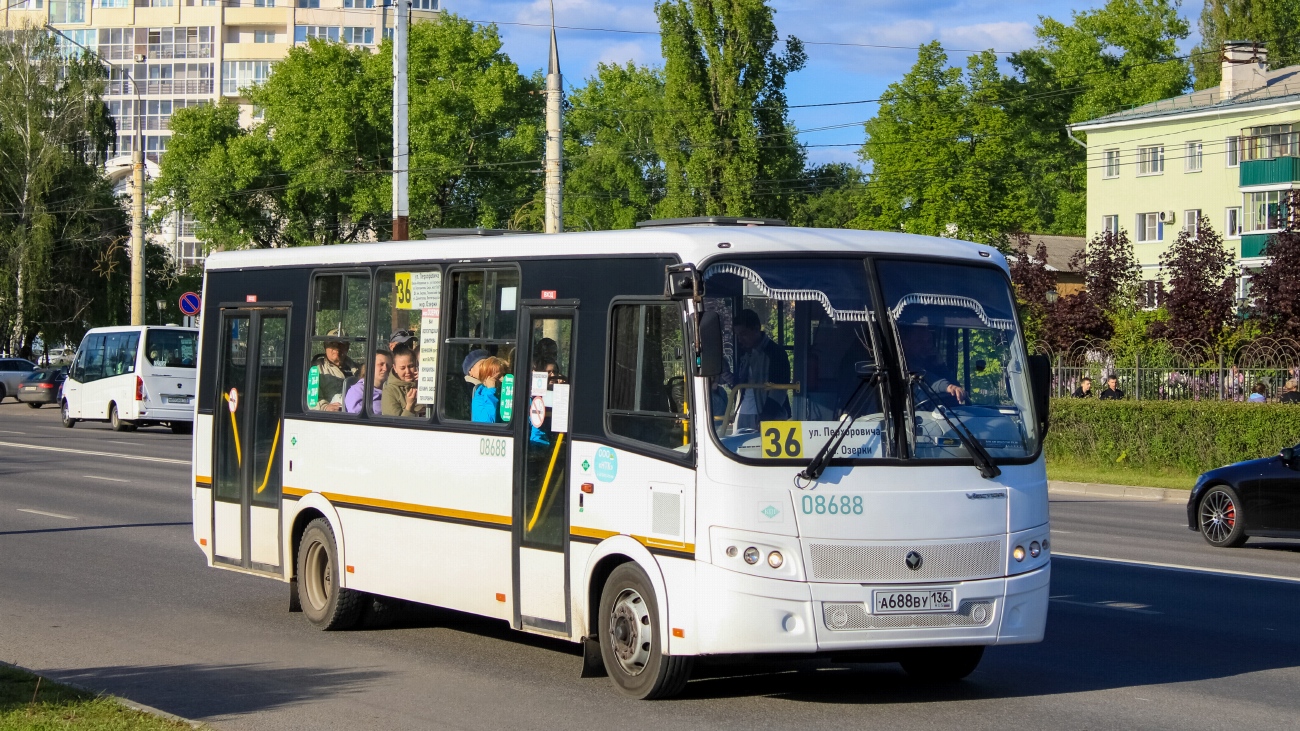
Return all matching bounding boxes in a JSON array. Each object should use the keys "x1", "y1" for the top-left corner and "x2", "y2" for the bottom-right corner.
[{"x1": 189, "y1": 218, "x2": 1052, "y2": 699}]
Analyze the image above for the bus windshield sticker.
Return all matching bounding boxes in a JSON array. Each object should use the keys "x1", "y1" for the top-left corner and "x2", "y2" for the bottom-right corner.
[
  {"x1": 550, "y1": 383, "x2": 570, "y2": 433},
  {"x1": 305, "y1": 366, "x2": 320, "y2": 409},
  {"x1": 757, "y1": 420, "x2": 884, "y2": 460},
  {"x1": 410, "y1": 271, "x2": 442, "y2": 310},
  {"x1": 529, "y1": 396, "x2": 546, "y2": 428},
  {"x1": 499, "y1": 373, "x2": 515, "y2": 421},
  {"x1": 418, "y1": 306, "x2": 439, "y2": 405},
  {"x1": 394, "y1": 272, "x2": 412, "y2": 309},
  {"x1": 530, "y1": 371, "x2": 549, "y2": 397},
  {"x1": 500, "y1": 286, "x2": 517, "y2": 311}
]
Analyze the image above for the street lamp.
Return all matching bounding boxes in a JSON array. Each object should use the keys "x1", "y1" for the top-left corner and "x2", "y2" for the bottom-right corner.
[
  {"x1": 156, "y1": 300, "x2": 166, "y2": 326},
  {"x1": 46, "y1": 25, "x2": 146, "y2": 326},
  {"x1": 1045, "y1": 288, "x2": 1060, "y2": 304}
]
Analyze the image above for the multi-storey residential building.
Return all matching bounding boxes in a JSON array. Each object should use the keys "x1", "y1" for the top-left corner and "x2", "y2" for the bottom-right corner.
[
  {"x1": 3, "y1": 0, "x2": 440, "y2": 268},
  {"x1": 1072, "y1": 42, "x2": 1300, "y2": 299}
]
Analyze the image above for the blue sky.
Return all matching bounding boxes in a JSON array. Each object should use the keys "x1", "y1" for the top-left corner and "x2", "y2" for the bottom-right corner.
[{"x1": 446, "y1": 1, "x2": 1201, "y2": 168}]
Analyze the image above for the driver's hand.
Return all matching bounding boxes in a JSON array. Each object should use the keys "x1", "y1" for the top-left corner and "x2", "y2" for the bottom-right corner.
[{"x1": 946, "y1": 383, "x2": 967, "y2": 404}]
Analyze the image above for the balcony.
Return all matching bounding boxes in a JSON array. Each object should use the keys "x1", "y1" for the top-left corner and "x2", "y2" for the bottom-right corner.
[
  {"x1": 1240, "y1": 156, "x2": 1300, "y2": 187},
  {"x1": 1242, "y1": 234, "x2": 1270, "y2": 259}
]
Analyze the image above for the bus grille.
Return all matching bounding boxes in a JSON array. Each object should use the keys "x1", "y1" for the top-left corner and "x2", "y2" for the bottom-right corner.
[
  {"x1": 807, "y1": 539, "x2": 1002, "y2": 583},
  {"x1": 822, "y1": 600, "x2": 995, "y2": 631}
]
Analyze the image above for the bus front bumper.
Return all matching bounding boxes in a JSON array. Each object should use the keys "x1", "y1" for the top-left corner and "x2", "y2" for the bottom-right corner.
[{"x1": 690, "y1": 561, "x2": 1049, "y2": 656}]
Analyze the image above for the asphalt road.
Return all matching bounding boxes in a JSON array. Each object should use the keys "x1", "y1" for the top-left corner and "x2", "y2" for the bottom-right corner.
[{"x1": 2, "y1": 401, "x2": 1299, "y2": 730}]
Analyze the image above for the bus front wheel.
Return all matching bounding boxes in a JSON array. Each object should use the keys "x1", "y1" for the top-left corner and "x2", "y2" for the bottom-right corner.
[
  {"x1": 597, "y1": 563, "x2": 692, "y2": 699},
  {"x1": 296, "y1": 518, "x2": 364, "y2": 631},
  {"x1": 899, "y1": 645, "x2": 985, "y2": 683}
]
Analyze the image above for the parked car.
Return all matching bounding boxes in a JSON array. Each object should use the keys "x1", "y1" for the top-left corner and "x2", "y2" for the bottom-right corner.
[
  {"x1": 0, "y1": 357, "x2": 38, "y2": 402},
  {"x1": 1188, "y1": 445, "x2": 1300, "y2": 547},
  {"x1": 15, "y1": 368, "x2": 67, "y2": 408}
]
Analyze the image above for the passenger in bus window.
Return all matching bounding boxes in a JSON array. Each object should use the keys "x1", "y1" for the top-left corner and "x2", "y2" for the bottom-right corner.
[
  {"x1": 389, "y1": 329, "x2": 417, "y2": 353},
  {"x1": 345, "y1": 349, "x2": 392, "y2": 414},
  {"x1": 729, "y1": 309, "x2": 790, "y2": 430},
  {"x1": 533, "y1": 338, "x2": 566, "y2": 385},
  {"x1": 382, "y1": 344, "x2": 424, "y2": 417},
  {"x1": 467, "y1": 354, "x2": 508, "y2": 422},
  {"x1": 312, "y1": 330, "x2": 358, "y2": 412}
]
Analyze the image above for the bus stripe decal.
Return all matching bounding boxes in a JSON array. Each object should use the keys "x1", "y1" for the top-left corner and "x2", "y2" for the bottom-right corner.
[
  {"x1": 570, "y1": 525, "x2": 695, "y2": 557},
  {"x1": 282, "y1": 487, "x2": 511, "y2": 528}
]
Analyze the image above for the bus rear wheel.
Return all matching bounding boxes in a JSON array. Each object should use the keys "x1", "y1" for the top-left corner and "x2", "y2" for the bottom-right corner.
[
  {"x1": 899, "y1": 645, "x2": 985, "y2": 683},
  {"x1": 296, "y1": 518, "x2": 364, "y2": 631},
  {"x1": 597, "y1": 563, "x2": 692, "y2": 699},
  {"x1": 109, "y1": 404, "x2": 136, "y2": 432}
]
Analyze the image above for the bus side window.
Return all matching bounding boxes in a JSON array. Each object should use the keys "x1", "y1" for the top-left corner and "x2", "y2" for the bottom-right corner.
[
  {"x1": 371, "y1": 268, "x2": 440, "y2": 420},
  {"x1": 81, "y1": 335, "x2": 106, "y2": 383},
  {"x1": 305, "y1": 272, "x2": 370, "y2": 415},
  {"x1": 441, "y1": 268, "x2": 518, "y2": 423},
  {"x1": 606, "y1": 303, "x2": 691, "y2": 452}
]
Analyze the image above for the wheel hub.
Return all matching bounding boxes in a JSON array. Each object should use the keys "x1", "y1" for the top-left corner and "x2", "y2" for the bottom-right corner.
[{"x1": 608, "y1": 588, "x2": 651, "y2": 676}]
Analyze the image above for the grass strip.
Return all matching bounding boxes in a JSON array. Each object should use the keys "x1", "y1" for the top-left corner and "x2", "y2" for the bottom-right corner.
[
  {"x1": 1047, "y1": 460, "x2": 1197, "y2": 490},
  {"x1": 0, "y1": 665, "x2": 191, "y2": 730}
]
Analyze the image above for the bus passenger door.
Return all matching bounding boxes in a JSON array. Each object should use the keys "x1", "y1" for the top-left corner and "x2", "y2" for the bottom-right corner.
[
  {"x1": 513, "y1": 306, "x2": 576, "y2": 634},
  {"x1": 212, "y1": 308, "x2": 290, "y2": 574}
]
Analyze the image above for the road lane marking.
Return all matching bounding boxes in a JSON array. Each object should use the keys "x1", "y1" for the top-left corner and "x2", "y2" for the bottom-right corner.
[
  {"x1": 17, "y1": 509, "x2": 76, "y2": 520},
  {"x1": 1057, "y1": 552, "x2": 1300, "y2": 585},
  {"x1": 1049, "y1": 595, "x2": 1161, "y2": 615},
  {"x1": 0, "y1": 441, "x2": 187, "y2": 465},
  {"x1": 82, "y1": 475, "x2": 129, "y2": 483},
  {"x1": 0, "y1": 430, "x2": 26, "y2": 435}
]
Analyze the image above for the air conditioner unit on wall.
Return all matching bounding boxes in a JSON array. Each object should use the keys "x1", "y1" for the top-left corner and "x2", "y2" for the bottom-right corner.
[{"x1": 1159, "y1": 210, "x2": 1176, "y2": 224}]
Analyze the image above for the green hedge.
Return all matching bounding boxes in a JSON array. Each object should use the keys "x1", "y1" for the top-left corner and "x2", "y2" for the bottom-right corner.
[{"x1": 1045, "y1": 399, "x2": 1300, "y2": 475}]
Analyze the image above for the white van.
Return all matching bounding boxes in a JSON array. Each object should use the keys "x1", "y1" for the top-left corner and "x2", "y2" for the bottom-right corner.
[{"x1": 61, "y1": 325, "x2": 199, "y2": 433}]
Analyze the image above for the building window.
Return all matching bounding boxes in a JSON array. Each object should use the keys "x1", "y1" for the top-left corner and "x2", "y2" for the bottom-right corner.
[
  {"x1": 297, "y1": 0, "x2": 318, "y2": 6},
  {"x1": 1245, "y1": 190, "x2": 1289, "y2": 233},
  {"x1": 1226, "y1": 206, "x2": 1242, "y2": 237},
  {"x1": 1102, "y1": 215, "x2": 1119, "y2": 234},
  {"x1": 342, "y1": 0, "x2": 373, "y2": 6},
  {"x1": 1243, "y1": 125, "x2": 1299, "y2": 161},
  {"x1": 252, "y1": 0, "x2": 274, "y2": 5},
  {"x1": 93, "y1": 0, "x2": 128, "y2": 6},
  {"x1": 48, "y1": 0, "x2": 86, "y2": 23},
  {"x1": 1103, "y1": 149, "x2": 1120, "y2": 179},
  {"x1": 221, "y1": 60, "x2": 272, "y2": 96},
  {"x1": 1183, "y1": 209, "x2": 1200, "y2": 238},
  {"x1": 1136, "y1": 212, "x2": 1161, "y2": 242},
  {"x1": 295, "y1": 26, "x2": 340, "y2": 43},
  {"x1": 1140, "y1": 281, "x2": 1164, "y2": 309},
  {"x1": 341, "y1": 27, "x2": 374, "y2": 44},
  {"x1": 1185, "y1": 141, "x2": 1202, "y2": 172},
  {"x1": 413, "y1": 0, "x2": 437, "y2": 8},
  {"x1": 253, "y1": 30, "x2": 276, "y2": 43},
  {"x1": 1137, "y1": 145, "x2": 1164, "y2": 175},
  {"x1": 1226, "y1": 136, "x2": 1240, "y2": 167}
]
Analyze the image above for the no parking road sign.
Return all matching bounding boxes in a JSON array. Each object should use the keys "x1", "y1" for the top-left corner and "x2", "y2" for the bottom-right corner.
[{"x1": 178, "y1": 292, "x2": 201, "y2": 317}]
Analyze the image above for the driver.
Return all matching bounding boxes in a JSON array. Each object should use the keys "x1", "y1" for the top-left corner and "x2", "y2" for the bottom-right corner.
[{"x1": 898, "y1": 325, "x2": 966, "y2": 404}]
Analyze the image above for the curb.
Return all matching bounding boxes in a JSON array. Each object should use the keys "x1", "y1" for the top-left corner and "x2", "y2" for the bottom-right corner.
[
  {"x1": 1048, "y1": 480, "x2": 1190, "y2": 503},
  {"x1": 0, "y1": 660, "x2": 212, "y2": 729}
]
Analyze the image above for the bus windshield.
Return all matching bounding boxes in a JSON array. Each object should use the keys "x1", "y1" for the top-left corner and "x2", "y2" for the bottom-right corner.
[
  {"x1": 703, "y1": 257, "x2": 1037, "y2": 464},
  {"x1": 144, "y1": 329, "x2": 198, "y2": 368}
]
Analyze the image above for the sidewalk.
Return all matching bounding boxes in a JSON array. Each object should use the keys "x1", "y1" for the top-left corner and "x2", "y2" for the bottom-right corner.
[{"x1": 1048, "y1": 480, "x2": 1191, "y2": 503}]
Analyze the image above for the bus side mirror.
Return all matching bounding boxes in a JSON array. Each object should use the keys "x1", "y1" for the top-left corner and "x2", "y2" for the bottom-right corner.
[
  {"x1": 1028, "y1": 354, "x2": 1051, "y2": 437},
  {"x1": 665, "y1": 264, "x2": 699, "y2": 300},
  {"x1": 696, "y1": 310, "x2": 724, "y2": 378}
]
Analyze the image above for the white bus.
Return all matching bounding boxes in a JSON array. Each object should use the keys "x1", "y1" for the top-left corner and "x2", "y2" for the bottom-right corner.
[
  {"x1": 190, "y1": 221, "x2": 1052, "y2": 699},
  {"x1": 62, "y1": 325, "x2": 199, "y2": 433}
]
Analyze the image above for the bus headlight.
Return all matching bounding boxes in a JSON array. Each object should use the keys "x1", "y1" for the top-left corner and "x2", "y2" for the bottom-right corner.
[
  {"x1": 743, "y1": 547, "x2": 761, "y2": 565},
  {"x1": 1029, "y1": 541, "x2": 1041, "y2": 558},
  {"x1": 1013, "y1": 545, "x2": 1026, "y2": 562},
  {"x1": 767, "y1": 551, "x2": 784, "y2": 569}
]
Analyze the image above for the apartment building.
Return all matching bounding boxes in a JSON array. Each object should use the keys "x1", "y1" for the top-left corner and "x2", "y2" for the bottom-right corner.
[
  {"x1": 3, "y1": 0, "x2": 439, "y2": 268},
  {"x1": 1072, "y1": 42, "x2": 1300, "y2": 300}
]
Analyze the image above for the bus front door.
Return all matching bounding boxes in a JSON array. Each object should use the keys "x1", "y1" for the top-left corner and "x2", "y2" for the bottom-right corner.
[
  {"x1": 513, "y1": 306, "x2": 576, "y2": 635},
  {"x1": 212, "y1": 308, "x2": 289, "y2": 574}
]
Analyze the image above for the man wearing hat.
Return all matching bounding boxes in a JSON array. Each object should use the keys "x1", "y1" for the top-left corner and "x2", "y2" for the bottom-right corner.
[
  {"x1": 311, "y1": 329, "x2": 358, "y2": 412},
  {"x1": 389, "y1": 329, "x2": 418, "y2": 352}
]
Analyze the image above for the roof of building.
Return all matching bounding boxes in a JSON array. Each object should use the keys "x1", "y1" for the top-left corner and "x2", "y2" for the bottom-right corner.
[
  {"x1": 204, "y1": 226, "x2": 1010, "y2": 273},
  {"x1": 1027, "y1": 234, "x2": 1086, "y2": 273},
  {"x1": 1073, "y1": 64, "x2": 1300, "y2": 130}
]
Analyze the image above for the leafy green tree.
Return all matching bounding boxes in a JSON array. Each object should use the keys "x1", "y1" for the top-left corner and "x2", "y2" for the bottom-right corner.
[
  {"x1": 654, "y1": 0, "x2": 806, "y2": 219},
  {"x1": 0, "y1": 27, "x2": 126, "y2": 357},
  {"x1": 787, "y1": 164, "x2": 862, "y2": 228},
  {"x1": 1193, "y1": 0, "x2": 1300, "y2": 90},
  {"x1": 560, "y1": 62, "x2": 665, "y2": 231},
  {"x1": 1149, "y1": 220, "x2": 1238, "y2": 345}
]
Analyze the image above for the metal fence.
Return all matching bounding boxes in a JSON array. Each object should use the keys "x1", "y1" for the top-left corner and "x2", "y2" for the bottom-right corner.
[{"x1": 1032, "y1": 338, "x2": 1300, "y2": 402}]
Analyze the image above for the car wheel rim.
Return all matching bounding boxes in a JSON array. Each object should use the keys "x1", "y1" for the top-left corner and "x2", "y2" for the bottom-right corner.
[
  {"x1": 609, "y1": 588, "x2": 652, "y2": 676},
  {"x1": 1201, "y1": 491, "x2": 1236, "y2": 543}
]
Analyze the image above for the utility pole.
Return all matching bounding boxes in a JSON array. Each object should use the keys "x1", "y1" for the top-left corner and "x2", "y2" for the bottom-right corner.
[
  {"x1": 543, "y1": 3, "x2": 562, "y2": 234},
  {"x1": 392, "y1": 0, "x2": 409, "y2": 241}
]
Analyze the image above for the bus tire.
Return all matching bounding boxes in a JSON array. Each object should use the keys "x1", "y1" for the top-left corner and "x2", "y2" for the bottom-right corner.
[
  {"x1": 61, "y1": 400, "x2": 76, "y2": 428},
  {"x1": 899, "y1": 645, "x2": 984, "y2": 683},
  {"x1": 296, "y1": 518, "x2": 364, "y2": 631},
  {"x1": 597, "y1": 562, "x2": 692, "y2": 699},
  {"x1": 109, "y1": 403, "x2": 135, "y2": 432}
]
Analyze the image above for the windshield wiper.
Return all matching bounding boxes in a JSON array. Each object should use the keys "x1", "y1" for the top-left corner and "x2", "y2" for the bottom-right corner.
[
  {"x1": 910, "y1": 374, "x2": 1001, "y2": 480},
  {"x1": 796, "y1": 362, "x2": 882, "y2": 486}
]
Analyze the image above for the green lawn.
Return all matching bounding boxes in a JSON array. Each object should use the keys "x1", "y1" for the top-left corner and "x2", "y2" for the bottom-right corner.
[
  {"x1": 0, "y1": 666, "x2": 191, "y2": 731},
  {"x1": 1046, "y1": 460, "x2": 1197, "y2": 490}
]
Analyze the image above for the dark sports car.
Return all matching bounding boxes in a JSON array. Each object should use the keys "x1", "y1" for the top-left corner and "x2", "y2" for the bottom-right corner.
[{"x1": 1188, "y1": 445, "x2": 1300, "y2": 547}]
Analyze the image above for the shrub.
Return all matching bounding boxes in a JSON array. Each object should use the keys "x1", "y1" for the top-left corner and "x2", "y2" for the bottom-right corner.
[{"x1": 1046, "y1": 398, "x2": 1300, "y2": 475}]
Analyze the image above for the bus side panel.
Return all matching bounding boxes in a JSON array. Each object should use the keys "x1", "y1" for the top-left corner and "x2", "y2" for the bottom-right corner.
[
  {"x1": 282, "y1": 419, "x2": 514, "y2": 622},
  {"x1": 193, "y1": 412, "x2": 214, "y2": 561}
]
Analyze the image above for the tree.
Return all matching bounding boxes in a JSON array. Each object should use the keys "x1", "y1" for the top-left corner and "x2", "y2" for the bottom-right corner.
[
  {"x1": 562, "y1": 62, "x2": 665, "y2": 231},
  {"x1": 1149, "y1": 220, "x2": 1238, "y2": 344},
  {"x1": 654, "y1": 0, "x2": 806, "y2": 220},
  {"x1": 1192, "y1": 1, "x2": 1300, "y2": 90},
  {"x1": 0, "y1": 27, "x2": 125, "y2": 357},
  {"x1": 1009, "y1": 234, "x2": 1057, "y2": 345},
  {"x1": 787, "y1": 164, "x2": 863, "y2": 228},
  {"x1": 1247, "y1": 228, "x2": 1300, "y2": 339},
  {"x1": 1075, "y1": 228, "x2": 1141, "y2": 311},
  {"x1": 854, "y1": 44, "x2": 1032, "y2": 243},
  {"x1": 1005, "y1": 0, "x2": 1191, "y2": 235}
]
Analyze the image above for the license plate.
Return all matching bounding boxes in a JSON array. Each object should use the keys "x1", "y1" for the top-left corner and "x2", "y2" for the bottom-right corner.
[
  {"x1": 872, "y1": 588, "x2": 955, "y2": 614},
  {"x1": 165, "y1": 396, "x2": 190, "y2": 404}
]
